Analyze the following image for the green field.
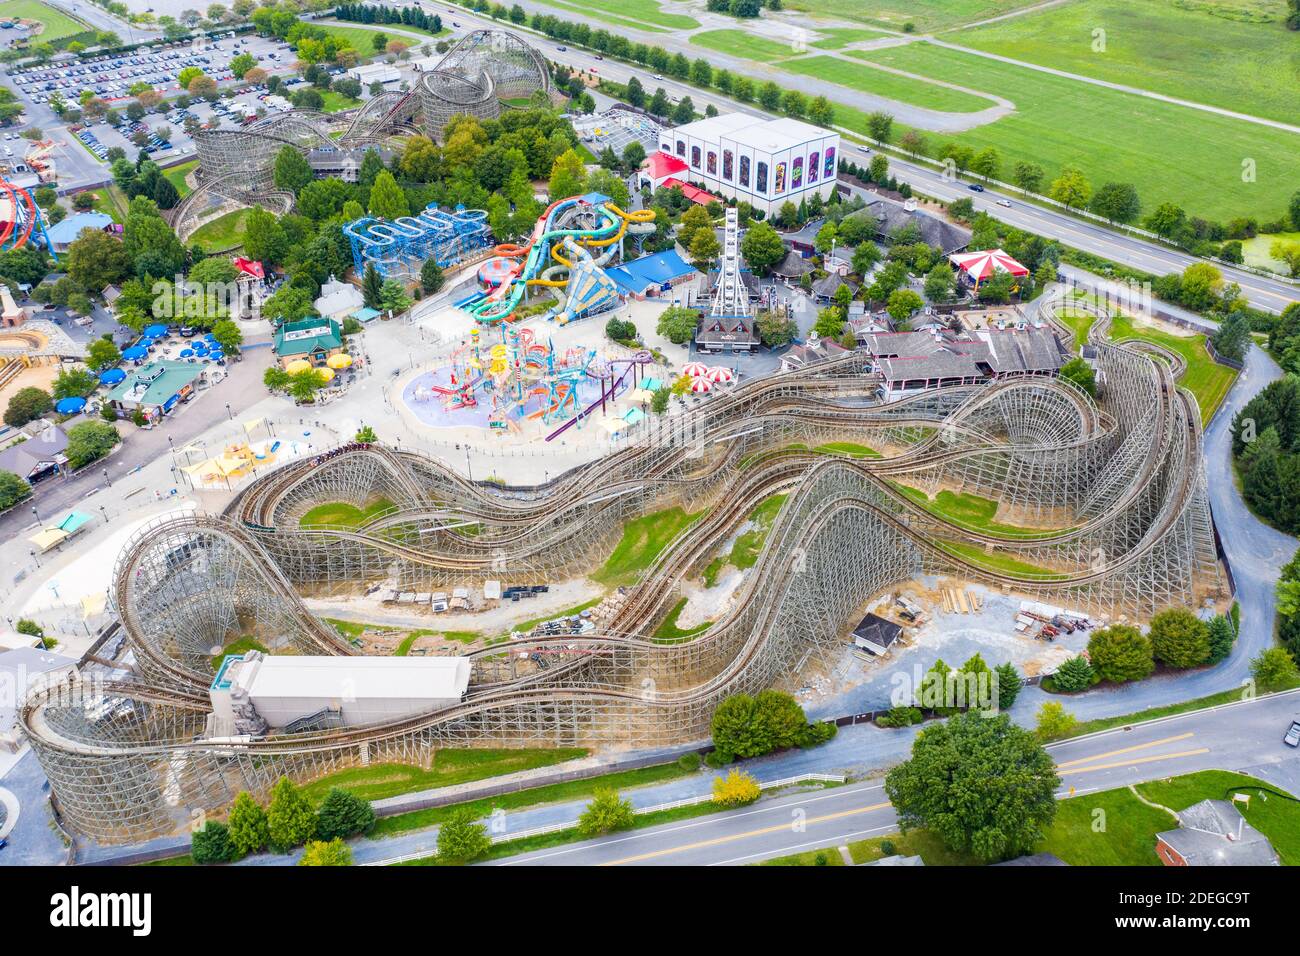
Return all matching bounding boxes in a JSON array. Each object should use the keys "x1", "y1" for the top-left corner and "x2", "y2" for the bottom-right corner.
[
  {"x1": 0, "y1": 0, "x2": 86, "y2": 43},
  {"x1": 1137, "y1": 770, "x2": 1300, "y2": 865},
  {"x1": 958, "y1": 0, "x2": 1300, "y2": 125},
  {"x1": 811, "y1": 27, "x2": 890, "y2": 49},
  {"x1": 813, "y1": 441, "x2": 881, "y2": 458},
  {"x1": 1242, "y1": 231, "x2": 1300, "y2": 274},
  {"x1": 690, "y1": 29, "x2": 800, "y2": 62},
  {"x1": 163, "y1": 159, "x2": 197, "y2": 199},
  {"x1": 652, "y1": 597, "x2": 712, "y2": 643},
  {"x1": 297, "y1": 750, "x2": 588, "y2": 804},
  {"x1": 591, "y1": 506, "x2": 702, "y2": 586},
  {"x1": 536, "y1": 0, "x2": 693, "y2": 31},
  {"x1": 896, "y1": 484, "x2": 1069, "y2": 539},
  {"x1": 209, "y1": 636, "x2": 268, "y2": 671},
  {"x1": 847, "y1": 40, "x2": 1300, "y2": 220},
  {"x1": 188, "y1": 207, "x2": 250, "y2": 252},
  {"x1": 788, "y1": 54, "x2": 998, "y2": 113},
  {"x1": 1108, "y1": 314, "x2": 1237, "y2": 423},
  {"x1": 319, "y1": 90, "x2": 362, "y2": 113},
  {"x1": 937, "y1": 539, "x2": 1064, "y2": 578},
  {"x1": 781, "y1": 0, "x2": 1040, "y2": 32},
  {"x1": 299, "y1": 497, "x2": 395, "y2": 528}
]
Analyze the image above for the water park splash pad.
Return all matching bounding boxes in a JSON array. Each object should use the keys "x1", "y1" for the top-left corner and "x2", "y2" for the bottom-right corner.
[{"x1": 458, "y1": 194, "x2": 655, "y2": 326}]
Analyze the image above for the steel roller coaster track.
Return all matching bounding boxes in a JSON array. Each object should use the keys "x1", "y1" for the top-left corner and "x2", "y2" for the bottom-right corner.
[{"x1": 22, "y1": 312, "x2": 1223, "y2": 843}]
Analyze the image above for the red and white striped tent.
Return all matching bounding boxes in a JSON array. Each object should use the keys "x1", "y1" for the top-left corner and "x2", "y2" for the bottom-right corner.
[
  {"x1": 707, "y1": 366, "x2": 734, "y2": 383},
  {"x1": 948, "y1": 248, "x2": 1029, "y2": 288},
  {"x1": 689, "y1": 377, "x2": 712, "y2": 393},
  {"x1": 682, "y1": 361, "x2": 709, "y2": 377}
]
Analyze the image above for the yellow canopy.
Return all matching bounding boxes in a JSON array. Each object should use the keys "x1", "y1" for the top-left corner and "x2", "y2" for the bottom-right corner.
[
  {"x1": 242, "y1": 417, "x2": 264, "y2": 434},
  {"x1": 628, "y1": 388, "x2": 655, "y2": 404},
  {"x1": 81, "y1": 592, "x2": 107, "y2": 619},
  {"x1": 316, "y1": 366, "x2": 335, "y2": 382},
  {"x1": 28, "y1": 528, "x2": 68, "y2": 552},
  {"x1": 285, "y1": 359, "x2": 312, "y2": 375},
  {"x1": 326, "y1": 353, "x2": 353, "y2": 369}
]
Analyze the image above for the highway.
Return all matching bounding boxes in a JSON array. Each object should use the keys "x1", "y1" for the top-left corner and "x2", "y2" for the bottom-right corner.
[
  {"x1": 490, "y1": 688, "x2": 1300, "y2": 866},
  {"x1": 428, "y1": 4, "x2": 1298, "y2": 314}
]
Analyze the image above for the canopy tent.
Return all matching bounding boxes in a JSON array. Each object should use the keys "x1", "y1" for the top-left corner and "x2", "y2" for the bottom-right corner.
[
  {"x1": 689, "y1": 377, "x2": 712, "y2": 393},
  {"x1": 601, "y1": 417, "x2": 629, "y2": 434},
  {"x1": 628, "y1": 388, "x2": 655, "y2": 404},
  {"x1": 55, "y1": 396, "x2": 86, "y2": 414},
  {"x1": 682, "y1": 361, "x2": 709, "y2": 377},
  {"x1": 122, "y1": 346, "x2": 147, "y2": 361},
  {"x1": 143, "y1": 324, "x2": 169, "y2": 338},
  {"x1": 285, "y1": 359, "x2": 312, "y2": 375},
  {"x1": 179, "y1": 349, "x2": 194, "y2": 358},
  {"x1": 707, "y1": 366, "x2": 734, "y2": 383},
  {"x1": 98, "y1": 368, "x2": 126, "y2": 385},
  {"x1": 948, "y1": 248, "x2": 1029, "y2": 287},
  {"x1": 28, "y1": 527, "x2": 67, "y2": 552},
  {"x1": 316, "y1": 366, "x2": 335, "y2": 383},
  {"x1": 622, "y1": 407, "x2": 646, "y2": 426},
  {"x1": 326, "y1": 353, "x2": 353, "y2": 369}
]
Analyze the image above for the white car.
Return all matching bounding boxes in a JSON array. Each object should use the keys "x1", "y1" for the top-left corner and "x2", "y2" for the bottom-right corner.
[{"x1": 996, "y1": 199, "x2": 1012, "y2": 208}]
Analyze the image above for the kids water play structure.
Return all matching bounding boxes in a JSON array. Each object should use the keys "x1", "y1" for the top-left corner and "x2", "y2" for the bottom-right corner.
[{"x1": 457, "y1": 194, "x2": 656, "y2": 327}]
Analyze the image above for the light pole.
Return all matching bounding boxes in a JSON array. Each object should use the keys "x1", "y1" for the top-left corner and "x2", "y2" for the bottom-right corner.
[
  {"x1": 225, "y1": 402, "x2": 233, "y2": 421},
  {"x1": 103, "y1": 467, "x2": 111, "y2": 487},
  {"x1": 31, "y1": 503, "x2": 38, "y2": 522}
]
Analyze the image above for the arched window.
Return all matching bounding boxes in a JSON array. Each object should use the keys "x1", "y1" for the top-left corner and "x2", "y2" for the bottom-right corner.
[
  {"x1": 706, "y1": 151, "x2": 717, "y2": 175},
  {"x1": 722, "y1": 150, "x2": 733, "y2": 181},
  {"x1": 691, "y1": 146, "x2": 701, "y2": 168},
  {"x1": 808, "y1": 151, "x2": 819, "y2": 184},
  {"x1": 739, "y1": 155, "x2": 750, "y2": 187},
  {"x1": 756, "y1": 161, "x2": 768, "y2": 193},
  {"x1": 824, "y1": 147, "x2": 836, "y2": 179},
  {"x1": 791, "y1": 157, "x2": 803, "y2": 190},
  {"x1": 774, "y1": 162, "x2": 786, "y2": 194},
  {"x1": 676, "y1": 139, "x2": 686, "y2": 156}
]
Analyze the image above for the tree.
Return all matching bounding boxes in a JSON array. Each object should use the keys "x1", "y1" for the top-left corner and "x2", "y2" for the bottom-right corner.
[
  {"x1": 299, "y1": 838, "x2": 352, "y2": 866},
  {"x1": 227, "y1": 791, "x2": 269, "y2": 857},
  {"x1": 436, "y1": 807, "x2": 491, "y2": 863},
  {"x1": 1058, "y1": 356, "x2": 1096, "y2": 397},
  {"x1": 5, "y1": 387, "x2": 52, "y2": 428},
  {"x1": 420, "y1": 259, "x2": 445, "y2": 295},
  {"x1": 210, "y1": 319, "x2": 243, "y2": 356},
  {"x1": 1089, "y1": 181, "x2": 1141, "y2": 224},
  {"x1": 866, "y1": 111, "x2": 893, "y2": 143},
  {"x1": 710, "y1": 690, "x2": 811, "y2": 759},
  {"x1": 266, "y1": 777, "x2": 317, "y2": 852},
  {"x1": 64, "y1": 420, "x2": 120, "y2": 469},
  {"x1": 1050, "y1": 655, "x2": 1095, "y2": 692},
  {"x1": 734, "y1": 220, "x2": 780, "y2": 276},
  {"x1": 1035, "y1": 701, "x2": 1078, "y2": 742},
  {"x1": 355, "y1": 425, "x2": 377, "y2": 443},
  {"x1": 1148, "y1": 608, "x2": 1210, "y2": 669},
  {"x1": 885, "y1": 712, "x2": 1058, "y2": 862},
  {"x1": 1012, "y1": 162, "x2": 1044, "y2": 195},
  {"x1": 191, "y1": 820, "x2": 238, "y2": 864},
  {"x1": 813, "y1": 306, "x2": 846, "y2": 340},
  {"x1": 712, "y1": 769, "x2": 761, "y2": 807},
  {"x1": 367, "y1": 169, "x2": 409, "y2": 220},
  {"x1": 756, "y1": 310, "x2": 798, "y2": 348},
  {"x1": 923, "y1": 263, "x2": 954, "y2": 303},
  {"x1": 994, "y1": 662, "x2": 1020, "y2": 711},
  {"x1": 970, "y1": 146, "x2": 1001, "y2": 182},
  {"x1": 1144, "y1": 202, "x2": 1186, "y2": 240},
  {"x1": 886, "y1": 288, "x2": 924, "y2": 324},
  {"x1": 242, "y1": 207, "x2": 288, "y2": 265},
  {"x1": 547, "y1": 148, "x2": 587, "y2": 201},
  {"x1": 1087, "y1": 624, "x2": 1154, "y2": 683},
  {"x1": 361, "y1": 263, "x2": 384, "y2": 310},
  {"x1": 1206, "y1": 614, "x2": 1236, "y2": 665},
  {"x1": 1048, "y1": 165, "x2": 1091, "y2": 210},
  {"x1": 656, "y1": 305, "x2": 700, "y2": 345},
  {"x1": 86, "y1": 338, "x2": 122, "y2": 372},
  {"x1": 65, "y1": 229, "x2": 132, "y2": 290},
  {"x1": 688, "y1": 228, "x2": 720, "y2": 270},
  {"x1": 1251, "y1": 647, "x2": 1299, "y2": 691},
  {"x1": 577, "y1": 788, "x2": 635, "y2": 837},
  {"x1": 0, "y1": 470, "x2": 31, "y2": 511}
]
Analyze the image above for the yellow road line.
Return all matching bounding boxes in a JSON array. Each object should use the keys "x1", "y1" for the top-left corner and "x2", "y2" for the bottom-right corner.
[
  {"x1": 598, "y1": 801, "x2": 892, "y2": 866},
  {"x1": 1058, "y1": 748, "x2": 1209, "y2": 776},
  {"x1": 1055, "y1": 733, "x2": 1194, "y2": 769}
]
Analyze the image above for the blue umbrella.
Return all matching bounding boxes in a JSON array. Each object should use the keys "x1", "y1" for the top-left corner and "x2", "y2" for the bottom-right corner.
[
  {"x1": 122, "y1": 346, "x2": 147, "y2": 360},
  {"x1": 179, "y1": 348, "x2": 194, "y2": 357},
  {"x1": 55, "y1": 396, "x2": 87, "y2": 415},
  {"x1": 99, "y1": 368, "x2": 126, "y2": 385},
  {"x1": 204, "y1": 333, "x2": 219, "y2": 343},
  {"x1": 144, "y1": 324, "x2": 168, "y2": 338}
]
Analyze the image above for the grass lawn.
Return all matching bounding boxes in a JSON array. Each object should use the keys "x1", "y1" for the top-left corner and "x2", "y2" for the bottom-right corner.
[
  {"x1": 690, "y1": 29, "x2": 800, "y2": 62},
  {"x1": 781, "y1": 0, "x2": 1038, "y2": 32},
  {"x1": 895, "y1": 483, "x2": 1068, "y2": 539},
  {"x1": 394, "y1": 629, "x2": 481, "y2": 654},
  {"x1": 845, "y1": 40, "x2": 1300, "y2": 220},
  {"x1": 162, "y1": 159, "x2": 197, "y2": 199},
  {"x1": 86, "y1": 184, "x2": 129, "y2": 223},
  {"x1": 372, "y1": 756, "x2": 697, "y2": 837},
  {"x1": 784, "y1": 55, "x2": 1000, "y2": 113},
  {"x1": 652, "y1": 596, "x2": 712, "y2": 644},
  {"x1": 813, "y1": 441, "x2": 881, "y2": 458},
  {"x1": 0, "y1": 0, "x2": 85, "y2": 43},
  {"x1": 208, "y1": 635, "x2": 268, "y2": 671},
  {"x1": 324, "y1": 617, "x2": 369, "y2": 640},
  {"x1": 958, "y1": 0, "x2": 1300, "y2": 126},
  {"x1": 590, "y1": 506, "x2": 702, "y2": 586},
  {"x1": 1137, "y1": 770, "x2": 1300, "y2": 865},
  {"x1": 319, "y1": 90, "x2": 362, "y2": 113},
  {"x1": 764, "y1": 827, "x2": 984, "y2": 865},
  {"x1": 1035, "y1": 786, "x2": 1170, "y2": 865},
  {"x1": 812, "y1": 27, "x2": 889, "y2": 49},
  {"x1": 298, "y1": 749, "x2": 588, "y2": 804},
  {"x1": 299, "y1": 497, "x2": 395, "y2": 528},
  {"x1": 188, "y1": 207, "x2": 250, "y2": 253},
  {"x1": 1107, "y1": 314, "x2": 1237, "y2": 424},
  {"x1": 535, "y1": 0, "x2": 694, "y2": 30},
  {"x1": 937, "y1": 538, "x2": 1065, "y2": 579}
]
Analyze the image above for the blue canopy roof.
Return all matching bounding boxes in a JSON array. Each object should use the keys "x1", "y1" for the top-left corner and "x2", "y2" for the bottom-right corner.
[
  {"x1": 605, "y1": 250, "x2": 696, "y2": 296},
  {"x1": 122, "y1": 346, "x2": 147, "y2": 360},
  {"x1": 99, "y1": 368, "x2": 126, "y2": 384},
  {"x1": 144, "y1": 324, "x2": 169, "y2": 337},
  {"x1": 55, "y1": 396, "x2": 86, "y2": 414}
]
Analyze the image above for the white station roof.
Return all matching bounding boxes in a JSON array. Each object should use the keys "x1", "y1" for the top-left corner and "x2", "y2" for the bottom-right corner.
[{"x1": 240, "y1": 655, "x2": 471, "y2": 702}]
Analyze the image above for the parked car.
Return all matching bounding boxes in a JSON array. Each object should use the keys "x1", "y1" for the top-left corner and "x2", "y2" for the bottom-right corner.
[{"x1": 1285, "y1": 720, "x2": 1300, "y2": 747}]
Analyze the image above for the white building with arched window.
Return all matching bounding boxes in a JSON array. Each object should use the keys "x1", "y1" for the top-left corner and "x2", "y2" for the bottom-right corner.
[{"x1": 645, "y1": 113, "x2": 840, "y2": 217}]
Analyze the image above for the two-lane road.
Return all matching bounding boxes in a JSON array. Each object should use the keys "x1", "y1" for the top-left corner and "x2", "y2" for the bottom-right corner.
[{"x1": 490, "y1": 689, "x2": 1300, "y2": 865}]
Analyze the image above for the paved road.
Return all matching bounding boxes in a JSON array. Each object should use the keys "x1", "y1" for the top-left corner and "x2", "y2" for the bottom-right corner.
[
  {"x1": 490, "y1": 688, "x2": 1300, "y2": 866},
  {"x1": 426, "y1": 4, "x2": 1299, "y2": 314}
]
